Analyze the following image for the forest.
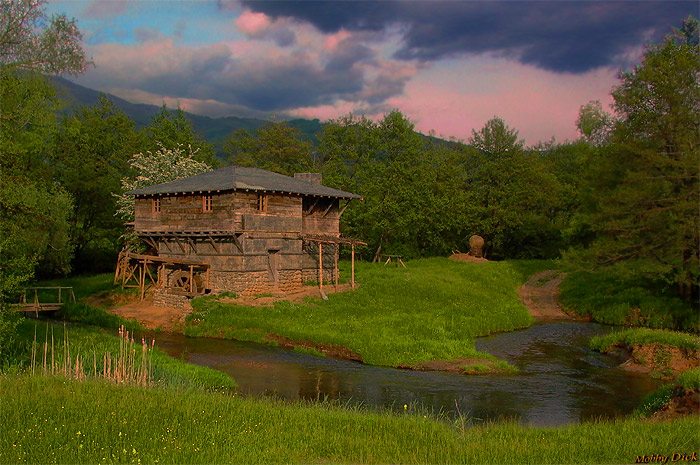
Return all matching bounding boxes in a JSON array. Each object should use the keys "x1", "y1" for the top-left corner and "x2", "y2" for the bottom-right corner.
[{"x1": 1, "y1": 0, "x2": 698, "y2": 348}]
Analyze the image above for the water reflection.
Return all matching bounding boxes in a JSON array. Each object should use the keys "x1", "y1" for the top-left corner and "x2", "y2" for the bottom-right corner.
[{"x1": 153, "y1": 321, "x2": 659, "y2": 426}]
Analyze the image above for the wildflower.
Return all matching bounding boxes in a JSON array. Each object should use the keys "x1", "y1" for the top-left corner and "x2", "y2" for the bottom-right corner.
[
  {"x1": 76, "y1": 431, "x2": 81, "y2": 436},
  {"x1": 403, "y1": 404, "x2": 407, "y2": 410}
]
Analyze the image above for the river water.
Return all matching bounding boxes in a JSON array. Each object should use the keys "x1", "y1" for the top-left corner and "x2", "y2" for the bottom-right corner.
[{"x1": 153, "y1": 320, "x2": 659, "y2": 427}]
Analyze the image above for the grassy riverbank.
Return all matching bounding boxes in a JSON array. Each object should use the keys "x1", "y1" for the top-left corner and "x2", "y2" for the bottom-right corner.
[
  {"x1": 186, "y1": 258, "x2": 550, "y2": 367},
  {"x1": 559, "y1": 271, "x2": 697, "y2": 331},
  {"x1": 2, "y1": 375, "x2": 697, "y2": 465},
  {"x1": 4, "y1": 320, "x2": 236, "y2": 391}
]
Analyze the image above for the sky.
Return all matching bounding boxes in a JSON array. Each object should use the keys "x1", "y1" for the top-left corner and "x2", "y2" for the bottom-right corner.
[{"x1": 47, "y1": 0, "x2": 696, "y2": 145}]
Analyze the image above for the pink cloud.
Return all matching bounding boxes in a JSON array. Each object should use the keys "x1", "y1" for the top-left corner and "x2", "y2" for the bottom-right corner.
[
  {"x1": 235, "y1": 11, "x2": 271, "y2": 37},
  {"x1": 386, "y1": 57, "x2": 617, "y2": 144}
]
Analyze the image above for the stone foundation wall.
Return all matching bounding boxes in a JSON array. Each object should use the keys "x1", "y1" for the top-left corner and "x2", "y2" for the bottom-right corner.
[
  {"x1": 153, "y1": 289, "x2": 193, "y2": 311},
  {"x1": 209, "y1": 269, "x2": 304, "y2": 295}
]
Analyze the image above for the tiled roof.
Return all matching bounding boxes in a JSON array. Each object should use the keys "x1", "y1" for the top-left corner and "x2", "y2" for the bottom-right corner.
[{"x1": 127, "y1": 165, "x2": 362, "y2": 199}]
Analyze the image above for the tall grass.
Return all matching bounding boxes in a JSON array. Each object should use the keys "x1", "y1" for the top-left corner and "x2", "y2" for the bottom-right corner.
[
  {"x1": 559, "y1": 271, "x2": 697, "y2": 331},
  {"x1": 1, "y1": 375, "x2": 697, "y2": 465},
  {"x1": 29, "y1": 324, "x2": 153, "y2": 386},
  {"x1": 186, "y1": 258, "x2": 541, "y2": 367},
  {"x1": 8, "y1": 320, "x2": 236, "y2": 391}
]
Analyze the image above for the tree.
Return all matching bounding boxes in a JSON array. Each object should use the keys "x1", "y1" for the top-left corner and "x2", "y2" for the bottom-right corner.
[
  {"x1": 116, "y1": 144, "x2": 212, "y2": 225},
  {"x1": 144, "y1": 105, "x2": 218, "y2": 167},
  {"x1": 576, "y1": 100, "x2": 614, "y2": 147},
  {"x1": 223, "y1": 121, "x2": 313, "y2": 175},
  {"x1": 0, "y1": 0, "x2": 88, "y2": 360},
  {"x1": 53, "y1": 95, "x2": 142, "y2": 272},
  {"x1": 0, "y1": 0, "x2": 89, "y2": 74},
  {"x1": 319, "y1": 111, "x2": 469, "y2": 258},
  {"x1": 464, "y1": 117, "x2": 562, "y2": 258},
  {"x1": 570, "y1": 18, "x2": 700, "y2": 299}
]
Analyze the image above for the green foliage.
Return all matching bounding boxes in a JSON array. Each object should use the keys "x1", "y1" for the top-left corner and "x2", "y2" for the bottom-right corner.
[
  {"x1": 143, "y1": 105, "x2": 218, "y2": 167},
  {"x1": 575, "y1": 100, "x2": 614, "y2": 147},
  {"x1": 187, "y1": 258, "x2": 535, "y2": 367},
  {"x1": 223, "y1": 121, "x2": 313, "y2": 175},
  {"x1": 589, "y1": 328, "x2": 700, "y2": 353},
  {"x1": 560, "y1": 271, "x2": 697, "y2": 330},
  {"x1": 463, "y1": 118, "x2": 565, "y2": 259},
  {"x1": 52, "y1": 95, "x2": 142, "y2": 273},
  {"x1": 320, "y1": 111, "x2": 471, "y2": 258},
  {"x1": 1, "y1": 375, "x2": 697, "y2": 464},
  {"x1": 568, "y1": 19, "x2": 700, "y2": 299},
  {"x1": 676, "y1": 367, "x2": 700, "y2": 390}
]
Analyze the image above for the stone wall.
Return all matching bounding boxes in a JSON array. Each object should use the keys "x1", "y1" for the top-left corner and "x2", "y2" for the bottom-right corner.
[
  {"x1": 209, "y1": 269, "x2": 304, "y2": 295},
  {"x1": 153, "y1": 289, "x2": 193, "y2": 310}
]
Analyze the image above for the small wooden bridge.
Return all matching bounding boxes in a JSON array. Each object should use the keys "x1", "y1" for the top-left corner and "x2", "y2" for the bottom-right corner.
[{"x1": 17, "y1": 287, "x2": 76, "y2": 317}]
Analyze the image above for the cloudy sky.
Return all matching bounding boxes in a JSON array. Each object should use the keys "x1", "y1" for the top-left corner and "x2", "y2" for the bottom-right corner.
[{"x1": 47, "y1": 1, "x2": 695, "y2": 144}]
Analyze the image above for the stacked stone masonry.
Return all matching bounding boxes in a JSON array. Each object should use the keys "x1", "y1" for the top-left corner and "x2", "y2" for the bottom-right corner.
[{"x1": 153, "y1": 290, "x2": 193, "y2": 311}]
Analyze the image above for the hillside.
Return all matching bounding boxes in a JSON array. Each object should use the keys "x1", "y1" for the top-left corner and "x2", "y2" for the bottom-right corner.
[{"x1": 49, "y1": 76, "x2": 324, "y2": 150}]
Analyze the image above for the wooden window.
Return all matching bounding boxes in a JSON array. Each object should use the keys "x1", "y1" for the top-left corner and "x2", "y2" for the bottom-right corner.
[
  {"x1": 257, "y1": 193, "x2": 268, "y2": 212},
  {"x1": 152, "y1": 197, "x2": 161, "y2": 213},
  {"x1": 203, "y1": 194, "x2": 213, "y2": 212}
]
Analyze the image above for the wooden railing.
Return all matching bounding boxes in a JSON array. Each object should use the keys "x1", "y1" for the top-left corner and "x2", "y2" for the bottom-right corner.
[{"x1": 18, "y1": 287, "x2": 76, "y2": 316}]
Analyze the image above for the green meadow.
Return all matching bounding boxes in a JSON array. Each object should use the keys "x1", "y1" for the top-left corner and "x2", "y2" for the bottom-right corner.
[
  {"x1": 2, "y1": 375, "x2": 697, "y2": 465},
  {"x1": 186, "y1": 258, "x2": 552, "y2": 367}
]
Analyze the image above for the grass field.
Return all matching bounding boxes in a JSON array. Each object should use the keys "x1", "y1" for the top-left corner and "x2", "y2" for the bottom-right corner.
[
  {"x1": 1, "y1": 375, "x2": 697, "y2": 465},
  {"x1": 559, "y1": 271, "x2": 698, "y2": 331},
  {"x1": 185, "y1": 258, "x2": 551, "y2": 367}
]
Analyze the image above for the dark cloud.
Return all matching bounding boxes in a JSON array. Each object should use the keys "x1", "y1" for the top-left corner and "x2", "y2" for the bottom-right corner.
[
  {"x1": 83, "y1": 41, "x2": 384, "y2": 112},
  {"x1": 241, "y1": 1, "x2": 696, "y2": 73}
]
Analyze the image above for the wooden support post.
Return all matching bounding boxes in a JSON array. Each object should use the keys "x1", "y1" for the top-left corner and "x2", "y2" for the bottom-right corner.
[
  {"x1": 319, "y1": 243, "x2": 323, "y2": 294},
  {"x1": 58, "y1": 288, "x2": 62, "y2": 304},
  {"x1": 334, "y1": 245, "x2": 338, "y2": 292},
  {"x1": 206, "y1": 267, "x2": 210, "y2": 291},
  {"x1": 34, "y1": 289, "x2": 39, "y2": 318},
  {"x1": 351, "y1": 243, "x2": 355, "y2": 289},
  {"x1": 189, "y1": 265, "x2": 194, "y2": 294},
  {"x1": 140, "y1": 261, "x2": 146, "y2": 300}
]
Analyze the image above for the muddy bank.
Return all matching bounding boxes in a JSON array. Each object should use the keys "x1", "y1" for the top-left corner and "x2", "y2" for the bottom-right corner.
[
  {"x1": 652, "y1": 388, "x2": 700, "y2": 421},
  {"x1": 263, "y1": 333, "x2": 363, "y2": 363},
  {"x1": 613, "y1": 343, "x2": 700, "y2": 379}
]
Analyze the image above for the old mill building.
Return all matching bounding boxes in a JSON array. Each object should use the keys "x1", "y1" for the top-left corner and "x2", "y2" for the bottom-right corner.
[{"x1": 115, "y1": 165, "x2": 364, "y2": 305}]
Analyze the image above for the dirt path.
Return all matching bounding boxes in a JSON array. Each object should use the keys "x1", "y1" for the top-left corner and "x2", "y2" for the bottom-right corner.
[{"x1": 519, "y1": 270, "x2": 580, "y2": 320}]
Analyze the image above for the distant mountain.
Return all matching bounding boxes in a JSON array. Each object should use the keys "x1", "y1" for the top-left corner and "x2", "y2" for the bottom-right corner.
[{"x1": 48, "y1": 77, "x2": 324, "y2": 152}]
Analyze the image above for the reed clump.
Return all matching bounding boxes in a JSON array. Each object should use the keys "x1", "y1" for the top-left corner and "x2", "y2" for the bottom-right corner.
[{"x1": 30, "y1": 324, "x2": 154, "y2": 387}]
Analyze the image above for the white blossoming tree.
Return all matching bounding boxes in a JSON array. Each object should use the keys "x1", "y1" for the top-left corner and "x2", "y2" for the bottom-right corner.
[{"x1": 116, "y1": 144, "x2": 212, "y2": 246}]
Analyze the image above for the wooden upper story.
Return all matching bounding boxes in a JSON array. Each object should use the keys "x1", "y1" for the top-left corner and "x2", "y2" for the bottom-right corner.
[{"x1": 129, "y1": 166, "x2": 361, "y2": 238}]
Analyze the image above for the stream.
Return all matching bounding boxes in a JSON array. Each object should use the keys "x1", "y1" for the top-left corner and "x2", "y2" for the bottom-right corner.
[{"x1": 153, "y1": 320, "x2": 659, "y2": 427}]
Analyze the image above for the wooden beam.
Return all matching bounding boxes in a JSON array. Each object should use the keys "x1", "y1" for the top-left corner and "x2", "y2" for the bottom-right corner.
[
  {"x1": 322, "y1": 200, "x2": 335, "y2": 217},
  {"x1": 207, "y1": 235, "x2": 220, "y2": 254},
  {"x1": 338, "y1": 200, "x2": 351, "y2": 218},
  {"x1": 173, "y1": 236, "x2": 186, "y2": 254},
  {"x1": 232, "y1": 234, "x2": 244, "y2": 254},
  {"x1": 305, "y1": 197, "x2": 321, "y2": 215}
]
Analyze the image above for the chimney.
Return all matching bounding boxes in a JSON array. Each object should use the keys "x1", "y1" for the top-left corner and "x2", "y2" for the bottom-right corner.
[{"x1": 294, "y1": 172, "x2": 323, "y2": 185}]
